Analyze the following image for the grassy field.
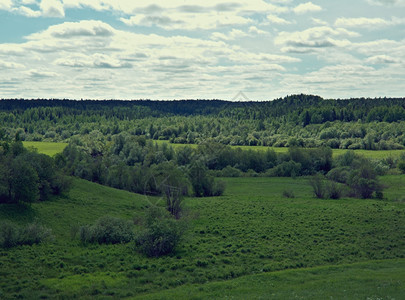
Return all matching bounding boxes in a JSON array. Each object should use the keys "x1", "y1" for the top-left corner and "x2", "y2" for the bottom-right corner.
[
  {"x1": 19, "y1": 140, "x2": 405, "y2": 160},
  {"x1": 153, "y1": 139, "x2": 405, "y2": 159},
  {"x1": 22, "y1": 141, "x2": 68, "y2": 156},
  {"x1": 1, "y1": 175, "x2": 404, "y2": 299}
]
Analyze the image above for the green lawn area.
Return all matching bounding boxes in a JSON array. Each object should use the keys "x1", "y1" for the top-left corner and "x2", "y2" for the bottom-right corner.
[
  {"x1": 153, "y1": 139, "x2": 405, "y2": 159},
  {"x1": 22, "y1": 141, "x2": 68, "y2": 156},
  {"x1": 21, "y1": 140, "x2": 404, "y2": 160},
  {"x1": 0, "y1": 176, "x2": 404, "y2": 299}
]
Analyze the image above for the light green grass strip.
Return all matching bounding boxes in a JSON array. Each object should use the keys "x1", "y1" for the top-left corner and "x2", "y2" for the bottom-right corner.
[{"x1": 23, "y1": 141, "x2": 68, "y2": 156}]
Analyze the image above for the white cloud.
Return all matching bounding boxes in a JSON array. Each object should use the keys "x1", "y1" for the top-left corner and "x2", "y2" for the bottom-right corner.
[
  {"x1": 293, "y1": 2, "x2": 322, "y2": 14},
  {"x1": 367, "y1": 0, "x2": 405, "y2": 6},
  {"x1": 267, "y1": 14, "x2": 291, "y2": 25},
  {"x1": 311, "y1": 18, "x2": 328, "y2": 26},
  {"x1": 40, "y1": 0, "x2": 65, "y2": 18},
  {"x1": 27, "y1": 20, "x2": 115, "y2": 40},
  {"x1": 25, "y1": 69, "x2": 59, "y2": 78},
  {"x1": 248, "y1": 26, "x2": 268, "y2": 35},
  {"x1": 275, "y1": 26, "x2": 359, "y2": 52},
  {"x1": 120, "y1": 13, "x2": 253, "y2": 30},
  {"x1": 0, "y1": 60, "x2": 25, "y2": 69},
  {"x1": 366, "y1": 54, "x2": 401, "y2": 64},
  {"x1": 0, "y1": 0, "x2": 12, "y2": 10},
  {"x1": 14, "y1": 5, "x2": 41, "y2": 17},
  {"x1": 211, "y1": 29, "x2": 248, "y2": 41},
  {"x1": 335, "y1": 17, "x2": 390, "y2": 28}
]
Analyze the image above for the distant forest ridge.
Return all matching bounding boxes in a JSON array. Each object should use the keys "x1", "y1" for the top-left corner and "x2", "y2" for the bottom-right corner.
[
  {"x1": 1, "y1": 94, "x2": 405, "y2": 121},
  {"x1": 1, "y1": 94, "x2": 405, "y2": 149}
]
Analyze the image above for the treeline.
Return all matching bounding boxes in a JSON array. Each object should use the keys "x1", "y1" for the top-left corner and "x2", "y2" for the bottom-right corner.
[
  {"x1": 56, "y1": 133, "x2": 404, "y2": 200},
  {"x1": 1, "y1": 95, "x2": 405, "y2": 149},
  {"x1": 56, "y1": 134, "x2": 226, "y2": 200},
  {"x1": 0, "y1": 141, "x2": 70, "y2": 204}
]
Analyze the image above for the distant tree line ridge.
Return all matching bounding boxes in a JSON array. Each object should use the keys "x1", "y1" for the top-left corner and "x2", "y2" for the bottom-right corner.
[{"x1": 1, "y1": 94, "x2": 405, "y2": 149}]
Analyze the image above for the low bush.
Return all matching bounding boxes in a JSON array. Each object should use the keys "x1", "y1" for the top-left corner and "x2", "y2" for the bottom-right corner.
[
  {"x1": 398, "y1": 160, "x2": 405, "y2": 174},
  {"x1": 327, "y1": 181, "x2": 343, "y2": 199},
  {"x1": 326, "y1": 167, "x2": 350, "y2": 183},
  {"x1": 135, "y1": 206, "x2": 184, "y2": 257},
  {"x1": 79, "y1": 216, "x2": 134, "y2": 244},
  {"x1": 309, "y1": 173, "x2": 327, "y2": 199},
  {"x1": 282, "y1": 190, "x2": 295, "y2": 198},
  {"x1": 0, "y1": 221, "x2": 52, "y2": 248}
]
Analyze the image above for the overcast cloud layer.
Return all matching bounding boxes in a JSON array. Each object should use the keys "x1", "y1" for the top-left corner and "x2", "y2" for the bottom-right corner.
[{"x1": 0, "y1": 0, "x2": 404, "y2": 100}]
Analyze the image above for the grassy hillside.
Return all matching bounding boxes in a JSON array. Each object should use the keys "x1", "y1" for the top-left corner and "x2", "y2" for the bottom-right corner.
[
  {"x1": 0, "y1": 176, "x2": 404, "y2": 299},
  {"x1": 22, "y1": 141, "x2": 68, "y2": 156}
]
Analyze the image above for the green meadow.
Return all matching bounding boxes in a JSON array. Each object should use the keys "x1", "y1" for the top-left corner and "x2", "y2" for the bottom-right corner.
[
  {"x1": 1, "y1": 175, "x2": 404, "y2": 299},
  {"x1": 22, "y1": 141, "x2": 68, "y2": 157},
  {"x1": 153, "y1": 139, "x2": 405, "y2": 159},
  {"x1": 19, "y1": 140, "x2": 405, "y2": 161}
]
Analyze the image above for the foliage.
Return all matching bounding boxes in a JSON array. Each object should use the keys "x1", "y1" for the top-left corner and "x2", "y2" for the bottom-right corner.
[
  {"x1": 309, "y1": 173, "x2": 327, "y2": 199},
  {"x1": 135, "y1": 206, "x2": 184, "y2": 257},
  {"x1": 150, "y1": 162, "x2": 190, "y2": 219},
  {"x1": 0, "y1": 221, "x2": 52, "y2": 248},
  {"x1": 348, "y1": 162, "x2": 382, "y2": 199},
  {"x1": 398, "y1": 160, "x2": 405, "y2": 174},
  {"x1": 0, "y1": 141, "x2": 69, "y2": 204},
  {"x1": 79, "y1": 216, "x2": 134, "y2": 244}
]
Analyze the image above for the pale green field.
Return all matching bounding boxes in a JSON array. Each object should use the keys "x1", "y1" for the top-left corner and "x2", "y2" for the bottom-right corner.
[
  {"x1": 22, "y1": 141, "x2": 68, "y2": 156},
  {"x1": 22, "y1": 140, "x2": 405, "y2": 160},
  {"x1": 153, "y1": 140, "x2": 405, "y2": 159}
]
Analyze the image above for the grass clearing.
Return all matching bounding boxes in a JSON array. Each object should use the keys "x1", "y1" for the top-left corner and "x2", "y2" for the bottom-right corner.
[
  {"x1": 0, "y1": 176, "x2": 404, "y2": 298},
  {"x1": 22, "y1": 141, "x2": 68, "y2": 156},
  {"x1": 153, "y1": 140, "x2": 405, "y2": 159}
]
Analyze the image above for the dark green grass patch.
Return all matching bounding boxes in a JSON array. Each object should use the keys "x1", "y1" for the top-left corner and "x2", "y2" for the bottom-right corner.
[{"x1": 134, "y1": 259, "x2": 405, "y2": 300}]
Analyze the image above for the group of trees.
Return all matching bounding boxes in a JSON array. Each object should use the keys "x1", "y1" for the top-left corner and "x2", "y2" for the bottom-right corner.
[
  {"x1": 0, "y1": 141, "x2": 69, "y2": 204},
  {"x1": 309, "y1": 151, "x2": 385, "y2": 200},
  {"x1": 56, "y1": 134, "x2": 226, "y2": 219}
]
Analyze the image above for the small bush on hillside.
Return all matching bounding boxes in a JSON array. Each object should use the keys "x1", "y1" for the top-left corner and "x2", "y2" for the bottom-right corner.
[
  {"x1": 282, "y1": 190, "x2": 295, "y2": 198},
  {"x1": 0, "y1": 221, "x2": 53, "y2": 248},
  {"x1": 79, "y1": 216, "x2": 134, "y2": 244},
  {"x1": 135, "y1": 206, "x2": 184, "y2": 257},
  {"x1": 309, "y1": 173, "x2": 327, "y2": 199},
  {"x1": 267, "y1": 161, "x2": 301, "y2": 177},
  {"x1": 327, "y1": 181, "x2": 343, "y2": 199},
  {"x1": 398, "y1": 160, "x2": 405, "y2": 174},
  {"x1": 219, "y1": 166, "x2": 242, "y2": 177},
  {"x1": 326, "y1": 167, "x2": 350, "y2": 183}
]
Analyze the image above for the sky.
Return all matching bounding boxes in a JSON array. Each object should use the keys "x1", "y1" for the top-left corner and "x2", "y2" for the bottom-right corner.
[{"x1": 0, "y1": 0, "x2": 404, "y2": 100}]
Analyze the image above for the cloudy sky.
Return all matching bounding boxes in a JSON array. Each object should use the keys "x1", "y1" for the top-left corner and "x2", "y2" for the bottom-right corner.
[{"x1": 0, "y1": 0, "x2": 404, "y2": 100}]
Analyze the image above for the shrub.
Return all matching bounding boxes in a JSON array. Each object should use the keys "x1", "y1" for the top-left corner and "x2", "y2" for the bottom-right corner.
[
  {"x1": 282, "y1": 190, "x2": 295, "y2": 198},
  {"x1": 327, "y1": 181, "x2": 343, "y2": 199},
  {"x1": 0, "y1": 222, "x2": 19, "y2": 248},
  {"x1": 220, "y1": 166, "x2": 242, "y2": 177},
  {"x1": 309, "y1": 173, "x2": 327, "y2": 199},
  {"x1": 326, "y1": 167, "x2": 350, "y2": 183},
  {"x1": 398, "y1": 160, "x2": 405, "y2": 174},
  {"x1": 267, "y1": 161, "x2": 301, "y2": 177},
  {"x1": 79, "y1": 216, "x2": 134, "y2": 244},
  {"x1": 348, "y1": 162, "x2": 382, "y2": 199},
  {"x1": 0, "y1": 221, "x2": 52, "y2": 248},
  {"x1": 135, "y1": 207, "x2": 183, "y2": 257}
]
